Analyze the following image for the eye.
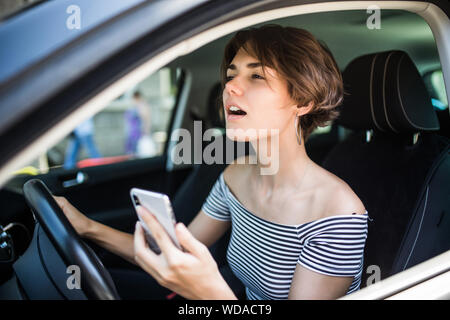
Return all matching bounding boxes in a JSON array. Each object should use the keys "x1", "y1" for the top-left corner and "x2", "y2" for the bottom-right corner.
[
  {"x1": 225, "y1": 75, "x2": 234, "y2": 82},
  {"x1": 252, "y1": 74, "x2": 264, "y2": 80}
]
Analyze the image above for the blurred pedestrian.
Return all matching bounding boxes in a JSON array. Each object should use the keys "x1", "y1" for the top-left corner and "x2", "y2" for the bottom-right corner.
[
  {"x1": 125, "y1": 91, "x2": 152, "y2": 155},
  {"x1": 64, "y1": 118, "x2": 101, "y2": 169}
]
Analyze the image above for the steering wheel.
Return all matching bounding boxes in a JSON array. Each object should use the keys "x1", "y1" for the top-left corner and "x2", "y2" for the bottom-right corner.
[{"x1": 23, "y1": 179, "x2": 120, "y2": 300}]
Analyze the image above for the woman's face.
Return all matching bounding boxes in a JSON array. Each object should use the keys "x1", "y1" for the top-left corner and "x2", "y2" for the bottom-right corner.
[{"x1": 223, "y1": 46, "x2": 298, "y2": 142}]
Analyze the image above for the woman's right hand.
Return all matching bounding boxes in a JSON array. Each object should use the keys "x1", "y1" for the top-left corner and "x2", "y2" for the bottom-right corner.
[{"x1": 53, "y1": 196, "x2": 93, "y2": 237}]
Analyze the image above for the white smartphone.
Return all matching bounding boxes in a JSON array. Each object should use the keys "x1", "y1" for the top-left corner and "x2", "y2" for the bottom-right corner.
[{"x1": 130, "y1": 188, "x2": 181, "y2": 254}]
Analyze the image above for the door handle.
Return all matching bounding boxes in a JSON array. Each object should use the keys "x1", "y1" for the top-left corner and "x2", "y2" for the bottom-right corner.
[{"x1": 62, "y1": 172, "x2": 88, "y2": 188}]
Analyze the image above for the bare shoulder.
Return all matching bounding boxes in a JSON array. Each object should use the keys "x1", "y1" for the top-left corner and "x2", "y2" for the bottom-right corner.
[
  {"x1": 329, "y1": 182, "x2": 367, "y2": 216},
  {"x1": 314, "y1": 165, "x2": 367, "y2": 217}
]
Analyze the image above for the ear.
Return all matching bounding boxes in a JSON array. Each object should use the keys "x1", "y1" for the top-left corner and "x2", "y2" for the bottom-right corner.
[{"x1": 296, "y1": 101, "x2": 314, "y2": 117}]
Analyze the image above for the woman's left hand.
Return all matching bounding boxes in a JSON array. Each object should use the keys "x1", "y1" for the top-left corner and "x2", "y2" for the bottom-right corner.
[{"x1": 133, "y1": 205, "x2": 237, "y2": 300}]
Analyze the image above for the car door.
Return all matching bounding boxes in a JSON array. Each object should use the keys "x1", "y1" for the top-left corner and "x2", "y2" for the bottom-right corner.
[
  {"x1": 0, "y1": 0, "x2": 267, "y2": 233},
  {"x1": 7, "y1": 69, "x2": 192, "y2": 234}
]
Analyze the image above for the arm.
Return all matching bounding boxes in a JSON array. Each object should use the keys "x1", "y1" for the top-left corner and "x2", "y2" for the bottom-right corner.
[
  {"x1": 288, "y1": 265, "x2": 353, "y2": 300},
  {"x1": 86, "y1": 209, "x2": 229, "y2": 265},
  {"x1": 288, "y1": 218, "x2": 367, "y2": 300},
  {"x1": 84, "y1": 221, "x2": 136, "y2": 265},
  {"x1": 289, "y1": 199, "x2": 368, "y2": 299},
  {"x1": 54, "y1": 196, "x2": 229, "y2": 265},
  {"x1": 54, "y1": 196, "x2": 138, "y2": 265},
  {"x1": 188, "y1": 210, "x2": 231, "y2": 248}
]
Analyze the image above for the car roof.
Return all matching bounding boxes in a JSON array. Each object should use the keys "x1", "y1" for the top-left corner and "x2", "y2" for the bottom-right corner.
[{"x1": 0, "y1": 0, "x2": 146, "y2": 84}]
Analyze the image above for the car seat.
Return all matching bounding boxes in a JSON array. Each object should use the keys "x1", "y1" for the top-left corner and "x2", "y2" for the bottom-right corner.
[
  {"x1": 171, "y1": 82, "x2": 248, "y2": 298},
  {"x1": 321, "y1": 50, "x2": 450, "y2": 287}
]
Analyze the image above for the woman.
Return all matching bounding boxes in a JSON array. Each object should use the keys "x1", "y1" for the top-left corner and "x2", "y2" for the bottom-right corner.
[
  {"x1": 55, "y1": 25, "x2": 369, "y2": 300},
  {"x1": 124, "y1": 91, "x2": 152, "y2": 155}
]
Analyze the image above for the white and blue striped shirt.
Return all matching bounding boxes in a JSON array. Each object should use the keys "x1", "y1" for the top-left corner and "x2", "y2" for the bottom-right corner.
[{"x1": 201, "y1": 173, "x2": 369, "y2": 300}]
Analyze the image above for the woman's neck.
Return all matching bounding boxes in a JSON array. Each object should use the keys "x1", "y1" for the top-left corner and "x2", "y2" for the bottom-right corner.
[{"x1": 248, "y1": 129, "x2": 311, "y2": 192}]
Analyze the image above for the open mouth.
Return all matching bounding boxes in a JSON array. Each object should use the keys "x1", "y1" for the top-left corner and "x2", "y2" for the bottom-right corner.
[{"x1": 227, "y1": 105, "x2": 247, "y2": 116}]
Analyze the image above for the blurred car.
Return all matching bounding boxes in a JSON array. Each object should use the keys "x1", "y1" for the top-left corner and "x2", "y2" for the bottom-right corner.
[{"x1": 0, "y1": 0, "x2": 449, "y2": 300}]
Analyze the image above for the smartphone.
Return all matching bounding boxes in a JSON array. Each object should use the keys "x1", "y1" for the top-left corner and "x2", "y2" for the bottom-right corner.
[{"x1": 130, "y1": 188, "x2": 181, "y2": 254}]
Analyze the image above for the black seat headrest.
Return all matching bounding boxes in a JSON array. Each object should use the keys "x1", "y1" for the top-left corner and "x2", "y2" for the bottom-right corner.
[{"x1": 338, "y1": 50, "x2": 439, "y2": 134}]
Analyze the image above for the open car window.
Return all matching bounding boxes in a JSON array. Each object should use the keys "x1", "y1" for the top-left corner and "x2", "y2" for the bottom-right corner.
[{"x1": 15, "y1": 67, "x2": 181, "y2": 174}]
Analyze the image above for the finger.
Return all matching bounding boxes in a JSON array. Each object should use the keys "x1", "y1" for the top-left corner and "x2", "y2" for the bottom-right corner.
[
  {"x1": 175, "y1": 223, "x2": 208, "y2": 258},
  {"x1": 136, "y1": 205, "x2": 177, "y2": 257},
  {"x1": 134, "y1": 222, "x2": 161, "y2": 276}
]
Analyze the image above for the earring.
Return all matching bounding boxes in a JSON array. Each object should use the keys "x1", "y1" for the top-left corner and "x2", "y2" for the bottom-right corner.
[{"x1": 295, "y1": 115, "x2": 302, "y2": 145}]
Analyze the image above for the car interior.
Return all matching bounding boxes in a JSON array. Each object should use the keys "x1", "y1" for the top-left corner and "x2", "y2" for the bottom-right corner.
[{"x1": 0, "y1": 7, "x2": 449, "y2": 299}]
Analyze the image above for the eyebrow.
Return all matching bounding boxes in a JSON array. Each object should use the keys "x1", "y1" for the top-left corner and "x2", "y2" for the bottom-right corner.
[{"x1": 227, "y1": 62, "x2": 262, "y2": 70}]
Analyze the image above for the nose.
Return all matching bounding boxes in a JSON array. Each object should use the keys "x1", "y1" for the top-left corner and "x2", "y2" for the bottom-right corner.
[{"x1": 224, "y1": 77, "x2": 243, "y2": 96}]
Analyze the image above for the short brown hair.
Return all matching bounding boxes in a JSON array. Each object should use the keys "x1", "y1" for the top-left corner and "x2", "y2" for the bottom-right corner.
[{"x1": 220, "y1": 24, "x2": 343, "y2": 141}]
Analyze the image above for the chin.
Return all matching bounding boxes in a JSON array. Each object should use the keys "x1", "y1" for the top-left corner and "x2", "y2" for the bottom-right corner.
[
  {"x1": 225, "y1": 125, "x2": 272, "y2": 143},
  {"x1": 225, "y1": 129, "x2": 249, "y2": 142}
]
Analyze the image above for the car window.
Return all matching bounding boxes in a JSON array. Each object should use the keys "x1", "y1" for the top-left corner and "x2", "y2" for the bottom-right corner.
[{"x1": 15, "y1": 67, "x2": 181, "y2": 174}]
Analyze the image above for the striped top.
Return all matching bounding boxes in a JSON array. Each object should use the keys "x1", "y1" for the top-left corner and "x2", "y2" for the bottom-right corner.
[{"x1": 201, "y1": 173, "x2": 369, "y2": 300}]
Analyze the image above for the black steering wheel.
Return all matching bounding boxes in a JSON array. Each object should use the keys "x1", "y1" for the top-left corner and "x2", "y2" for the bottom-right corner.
[{"x1": 23, "y1": 179, "x2": 120, "y2": 300}]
